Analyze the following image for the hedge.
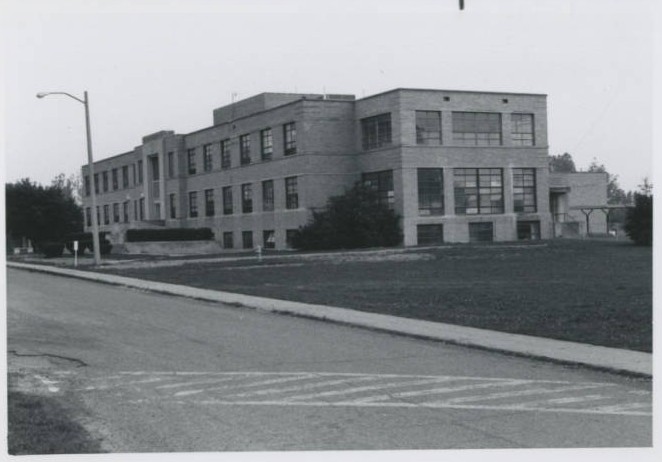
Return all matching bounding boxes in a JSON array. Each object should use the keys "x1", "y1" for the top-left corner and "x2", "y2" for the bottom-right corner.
[{"x1": 125, "y1": 228, "x2": 214, "y2": 242}]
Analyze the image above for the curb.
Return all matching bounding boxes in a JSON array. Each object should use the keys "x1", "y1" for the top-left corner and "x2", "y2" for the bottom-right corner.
[{"x1": 8, "y1": 262, "x2": 652, "y2": 377}]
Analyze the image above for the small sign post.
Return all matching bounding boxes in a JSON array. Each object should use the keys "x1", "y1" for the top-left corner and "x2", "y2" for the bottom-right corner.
[{"x1": 73, "y1": 240, "x2": 79, "y2": 267}]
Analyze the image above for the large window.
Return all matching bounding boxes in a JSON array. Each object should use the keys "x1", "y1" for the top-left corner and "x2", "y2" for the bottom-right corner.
[
  {"x1": 262, "y1": 180, "x2": 274, "y2": 211},
  {"x1": 221, "y1": 139, "x2": 231, "y2": 169},
  {"x1": 85, "y1": 207, "x2": 91, "y2": 227},
  {"x1": 469, "y1": 222, "x2": 494, "y2": 242},
  {"x1": 285, "y1": 177, "x2": 298, "y2": 209},
  {"x1": 122, "y1": 166, "x2": 129, "y2": 188},
  {"x1": 188, "y1": 191, "x2": 198, "y2": 218},
  {"x1": 103, "y1": 204, "x2": 110, "y2": 224},
  {"x1": 261, "y1": 128, "x2": 273, "y2": 160},
  {"x1": 123, "y1": 201, "x2": 129, "y2": 222},
  {"x1": 241, "y1": 183, "x2": 253, "y2": 213},
  {"x1": 203, "y1": 144, "x2": 213, "y2": 172},
  {"x1": 513, "y1": 168, "x2": 537, "y2": 213},
  {"x1": 113, "y1": 203, "x2": 120, "y2": 223},
  {"x1": 223, "y1": 232, "x2": 234, "y2": 249},
  {"x1": 361, "y1": 113, "x2": 392, "y2": 150},
  {"x1": 416, "y1": 111, "x2": 442, "y2": 145},
  {"x1": 242, "y1": 231, "x2": 253, "y2": 249},
  {"x1": 511, "y1": 113, "x2": 535, "y2": 146},
  {"x1": 223, "y1": 186, "x2": 233, "y2": 215},
  {"x1": 187, "y1": 149, "x2": 197, "y2": 175},
  {"x1": 417, "y1": 168, "x2": 444, "y2": 215},
  {"x1": 283, "y1": 122, "x2": 297, "y2": 155},
  {"x1": 263, "y1": 230, "x2": 275, "y2": 249},
  {"x1": 169, "y1": 193, "x2": 176, "y2": 219},
  {"x1": 204, "y1": 189, "x2": 215, "y2": 217},
  {"x1": 240, "y1": 134, "x2": 251, "y2": 165},
  {"x1": 452, "y1": 112, "x2": 502, "y2": 146},
  {"x1": 102, "y1": 171, "x2": 109, "y2": 192},
  {"x1": 454, "y1": 168, "x2": 504, "y2": 215},
  {"x1": 112, "y1": 168, "x2": 118, "y2": 190},
  {"x1": 362, "y1": 170, "x2": 394, "y2": 209},
  {"x1": 417, "y1": 224, "x2": 444, "y2": 245}
]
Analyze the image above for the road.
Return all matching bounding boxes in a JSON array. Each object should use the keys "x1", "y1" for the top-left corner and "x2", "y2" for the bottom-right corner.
[{"x1": 6, "y1": 268, "x2": 652, "y2": 453}]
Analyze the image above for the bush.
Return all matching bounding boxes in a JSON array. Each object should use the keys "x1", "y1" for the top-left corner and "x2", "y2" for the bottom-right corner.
[
  {"x1": 39, "y1": 242, "x2": 65, "y2": 258},
  {"x1": 292, "y1": 183, "x2": 402, "y2": 251},
  {"x1": 624, "y1": 193, "x2": 652, "y2": 246},
  {"x1": 100, "y1": 241, "x2": 113, "y2": 255},
  {"x1": 125, "y1": 228, "x2": 214, "y2": 242},
  {"x1": 64, "y1": 232, "x2": 109, "y2": 253}
]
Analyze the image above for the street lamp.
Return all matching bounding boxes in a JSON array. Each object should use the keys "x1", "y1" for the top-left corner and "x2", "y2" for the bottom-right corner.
[{"x1": 36, "y1": 91, "x2": 101, "y2": 265}]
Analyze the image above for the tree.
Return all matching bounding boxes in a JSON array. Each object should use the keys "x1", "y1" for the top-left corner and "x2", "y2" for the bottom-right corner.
[
  {"x1": 624, "y1": 180, "x2": 653, "y2": 246},
  {"x1": 548, "y1": 153, "x2": 577, "y2": 173},
  {"x1": 51, "y1": 172, "x2": 82, "y2": 205},
  {"x1": 586, "y1": 159, "x2": 628, "y2": 205},
  {"x1": 6, "y1": 176, "x2": 84, "y2": 248},
  {"x1": 292, "y1": 183, "x2": 402, "y2": 250}
]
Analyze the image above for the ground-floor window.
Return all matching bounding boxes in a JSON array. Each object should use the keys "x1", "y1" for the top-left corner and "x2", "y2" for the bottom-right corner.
[
  {"x1": 103, "y1": 205, "x2": 110, "y2": 225},
  {"x1": 517, "y1": 221, "x2": 540, "y2": 240},
  {"x1": 113, "y1": 203, "x2": 120, "y2": 223},
  {"x1": 469, "y1": 222, "x2": 494, "y2": 242},
  {"x1": 286, "y1": 229, "x2": 298, "y2": 249},
  {"x1": 263, "y1": 230, "x2": 275, "y2": 249},
  {"x1": 223, "y1": 232, "x2": 233, "y2": 249},
  {"x1": 85, "y1": 207, "x2": 91, "y2": 227},
  {"x1": 242, "y1": 231, "x2": 253, "y2": 249},
  {"x1": 417, "y1": 224, "x2": 444, "y2": 245},
  {"x1": 123, "y1": 201, "x2": 129, "y2": 223}
]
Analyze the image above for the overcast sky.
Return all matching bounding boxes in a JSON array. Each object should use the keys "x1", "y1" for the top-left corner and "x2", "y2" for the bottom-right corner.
[{"x1": 1, "y1": 0, "x2": 655, "y2": 192}]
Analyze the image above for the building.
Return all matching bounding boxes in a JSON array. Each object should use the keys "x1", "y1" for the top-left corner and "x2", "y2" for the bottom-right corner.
[{"x1": 81, "y1": 88, "x2": 607, "y2": 250}]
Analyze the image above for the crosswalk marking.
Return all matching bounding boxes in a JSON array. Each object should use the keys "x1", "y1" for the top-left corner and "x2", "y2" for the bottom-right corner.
[
  {"x1": 223, "y1": 375, "x2": 383, "y2": 399},
  {"x1": 174, "y1": 373, "x2": 317, "y2": 397}
]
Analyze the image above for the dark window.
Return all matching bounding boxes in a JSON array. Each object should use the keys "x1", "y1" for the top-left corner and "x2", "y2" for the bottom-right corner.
[
  {"x1": 362, "y1": 170, "x2": 394, "y2": 209},
  {"x1": 113, "y1": 203, "x2": 120, "y2": 223},
  {"x1": 361, "y1": 113, "x2": 392, "y2": 150},
  {"x1": 454, "y1": 168, "x2": 503, "y2": 215},
  {"x1": 285, "y1": 177, "x2": 298, "y2": 209},
  {"x1": 96, "y1": 206, "x2": 101, "y2": 225},
  {"x1": 85, "y1": 207, "x2": 91, "y2": 227},
  {"x1": 132, "y1": 164, "x2": 136, "y2": 185},
  {"x1": 262, "y1": 180, "x2": 274, "y2": 211},
  {"x1": 187, "y1": 149, "x2": 197, "y2": 175},
  {"x1": 112, "y1": 168, "x2": 118, "y2": 190},
  {"x1": 189, "y1": 191, "x2": 198, "y2": 218},
  {"x1": 241, "y1": 183, "x2": 253, "y2": 213},
  {"x1": 416, "y1": 111, "x2": 442, "y2": 145},
  {"x1": 511, "y1": 113, "x2": 535, "y2": 146},
  {"x1": 452, "y1": 112, "x2": 502, "y2": 146},
  {"x1": 242, "y1": 231, "x2": 253, "y2": 249},
  {"x1": 469, "y1": 222, "x2": 494, "y2": 242},
  {"x1": 139, "y1": 198, "x2": 145, "y2": 220},
  {"x1": 134, "y1": 200, "x2": 138, "y2": 221},
  {"x1": 223, "y1": 232, "x2": 234, "y2": 249},
  {"x1": 418, "y1": 168, "x2": 444, "y2": 215},
  {"x1": 263, "y1": 230, "x2": 275, "y2": 249},
  {"x1": 103, "y1": 204, "x2": 110, "y2": 225},
  {"x1": 123, "y1": 201, "x2": 129, "y2": 222},
  {"x1": 513, "y1": 168, "x2": 537, "y2": 213},
  {"x1": 169, "y1": 193, "x2": 176, "y2": 219},
  {"x1": 221, "y1": 139, "x2": 231, "y2": 169},
  {"x1": 240, "y1": 134, "x2": 251, "y2": 165},
  {"x1": 122, "y1": 166, "x2": 129, "y2": 188},
  {"x1": 204, "y1": 189, "x2": 215, "y2": 217},
  {"x1": 203, "y1": 144, "x2": 213, "y2": 172},
  {"x1": 94, "y1": 173, "x2": 99, "y2": 194},
  {"x1": 84, "y1": 176, "x2": 90, "y2": 196},
  {"x1": 286, "y1": 229, "x2": 297, "y2": 249},
  {"x1": 261, "y1": 128, "x2": 273, "y2": 160},
  {"x1": 417, "y1": 224, "x2": 444, "y2": 245},
  {"x1": 138, "y1": 160, "x2": 144, "y2": 184},
  {"x1": 167, "y1": 152, "x2": 175, "y2": 178},
  {"x1": 517, "y1": 221, "x2": 541, "y2": 240},
  {"x1": 283, "y1": 122, "x2": 297, "y2": 155},
  {"x1": 102, "y1": 171, "x2": 109, "y2": 192},
  {"x1": 223, "y1": 186, "x2": 233, "y2": 215}
]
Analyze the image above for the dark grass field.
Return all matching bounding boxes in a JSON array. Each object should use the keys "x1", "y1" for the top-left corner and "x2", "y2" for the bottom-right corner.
[{"x1": 99, "y1": 239, "x2": 652, "y2": 352}]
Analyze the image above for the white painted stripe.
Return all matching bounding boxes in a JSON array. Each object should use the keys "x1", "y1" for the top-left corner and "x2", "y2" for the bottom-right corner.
[
  {"x1": 434, "y1": 384, "x2": 612, "y2": 405},
  {"x1": 589, "y1": 402, "x2": 652, "y2": 413},
  {"x1": 223, "y1": 375, "x2": 384, "y2": 399},
  {"x1": 512, "y1": 394, "x2": 608, "y2": 408},
  {"x1": 174, "y1": 374, "x2": 316, "y2": 397},
  {"x1": 155, "y1": 376, "x2": 242, "y2": 390}
]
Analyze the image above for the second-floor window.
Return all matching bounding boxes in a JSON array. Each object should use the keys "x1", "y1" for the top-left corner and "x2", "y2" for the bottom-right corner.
[
  {"x1": 416, "y1": 111, "x2": 442, "y2": 145},
  {"x1": 204, "y1": 189, "x2": 215, "y2": 216},
  {"x1": 203, "y1": 144, "x2": 213, "y2": 172},
  {"x1": 285, "y1": 176, "x2": 299, "y2": 209},
  {"x1": 122, "y1": 166, "x2": 129, "y2": 188},
  {"x1": 283, "y1": 122, "x2": 297, "y2": 155},
  {"x1": 187, "y1": 149, "x2": 197, "y2": 175},
  {"x1": 241, "y1": 183, "x2": 253, "y2": 213},
  {"x1": 84, "y1": 176, "x2": 90, "y2": 196},
  {"x1": 102, "y1": 171, "x2": 109, "y2": 192},
  {"x1": 223, "y1": 186, "x2": 233, "y2": 215},
  {"x1": 94, "y1": 173, "x2": 100, "y2": 194},
  {"x1": 361, "y1": 113, "x2": 392, "y2": 150},
  {"x1": 452, "y1": 112, "x2": 502, "y2": 146},
  {"x1": 188, "y1": 191, "x2": 198, "y2": 217},
  {"x1": 262, "y1": 180, "x2": 274, "y2": 212},
  {"x1": 113, "y1": 203, "x2": 120, "y2": 223},
  {"x1": 167, "y1": 152, "x2": 175, "y2": 178},
  {"x1": 240, "y1": 134, "x2": 251, "y2": 165},
  {"x1": 511, "y1": 113, "x2": 535, "y2": 146},
  {"x1": 112, "y1": 169, "x2": 118, "y2": 190},
  {"x1": 261, "y1": 128, "x2": 273, "y2": 160},
  {"x1": 138, "y1": 160, "x2": 144, "y2": 184},
  {"x1": 221, "y1": 139, "x2": 231, "y2": 169}
]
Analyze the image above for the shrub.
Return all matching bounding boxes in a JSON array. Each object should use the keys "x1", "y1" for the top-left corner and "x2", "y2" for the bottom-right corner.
[
  {"x1": 624, "y1": 193, "x2": 652, "y2": 246},
  {"x1": 64, "y1": 232, "x2": 109, "y2": 253},
  {"x1": 125, "y1": 228, "x2": 214, "y2": 242},
  {"x1": 40, "y1": 242, "x2": 65, "y2": 258}
]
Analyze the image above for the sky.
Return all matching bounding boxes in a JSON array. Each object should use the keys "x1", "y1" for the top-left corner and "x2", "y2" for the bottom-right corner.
[{"x1": 0, "y1": 0, "x2": 656, "y2": 193}]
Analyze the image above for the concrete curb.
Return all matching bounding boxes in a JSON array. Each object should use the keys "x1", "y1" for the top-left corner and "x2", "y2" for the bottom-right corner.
[{"x1": 8, "y1": 261, "x2": 652, "y2": 377}]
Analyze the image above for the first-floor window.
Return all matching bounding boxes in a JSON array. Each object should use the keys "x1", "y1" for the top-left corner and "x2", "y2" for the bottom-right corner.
[
  {"x1": 169, "y1": 193, "x2": 176, "y2": 219},
  {"x1": 417, "y1": 168, "x2": 444, "y2": 215},
  {"x1": 242, "y1": 183, "x2": 253, "y2": 213},
  {"x1": 139, "y1": 198, "x2": 145, "y2": 220},
  {"x1": 513, "y1": 168, "x2": 537, "y2": 213},
  {"x1": 84, "y1": 176, "x2": 91, "y2": 196},
  {"x1": 189, "y1": 191, "x2": 198, "y2": 217},
  {"x1": 263, "y1": 230, "x2": 275, "y2": 249},
  {"x1": 242, "y1": 231, "x2": 253, "y2": 249},
  {"x1": 454, "y1": 168, "x2": 503, "y2": 215},
  {"x1": 223, "y1": 231, "x2": 234, "y2": 249},
  {"x1": 517, "y1": 221, "x2": 540, "y2": 240},
  {"x1": 262, "y1": 180, "x2": 274, "y2": 211},
  {"x1": 286, "y1": 229, "x2": 298, "y2": 249},
  {"x1": 362, "y1": 170, "x2": 394, "y2": 209},
  {"x1": 204, "y1": 189, "x2": 215, "y2": 216},
  {"x1": 103, "y1": 205, "x2": 110, "y2": 224},
  {"x1": 469, "y1": 222, "x2": 494, "y2": 242},
  {"x1": 285, "y1": 177, "x2": 299, "y2": 209},
  {"x1": 417, "y1": 224, "x2": 444, "y2": 245},
  {"x1": 96, "y1": 206, "x2": 101, "y2": 225},
  {"x1": 223, "y1": 186, "x2": 233, "y2": 215},
  {"x1": 113, "y1": 203, "x2": 120, "y2": 223},
  {"x1": 85, "y1": 207, "x2": 91, "y2": 227},
  {"x1": 123, "y1": 201, "x2": 129, "y2": 223}
]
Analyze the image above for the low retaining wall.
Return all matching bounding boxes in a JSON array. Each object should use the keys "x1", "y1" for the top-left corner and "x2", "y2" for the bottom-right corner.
[{"x1": 119, "y1": 240, "x2": 223, "y2": 256}]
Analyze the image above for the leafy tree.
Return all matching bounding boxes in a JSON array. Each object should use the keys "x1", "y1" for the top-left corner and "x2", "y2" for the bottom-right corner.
[
  {"x1": 624, "y1": 180, "x2": 652, "y2": 246},
  {"x1": 587, "y1": 159, "x2": 628, "y2": 205},
  {"x1": 292, "y1": 183, "x2": 402, "y2": 250},
  {"x1": 6, "y1": 176, "x2": 84, "y2": 248},
  {"x1": 548, "y1": 153, "x2": 577, "y2": 173}
]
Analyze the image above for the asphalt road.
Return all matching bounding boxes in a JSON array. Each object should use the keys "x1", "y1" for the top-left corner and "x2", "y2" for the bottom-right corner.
[{"x1": 6, "y1": 268, "x2": 652, "y2": 453}]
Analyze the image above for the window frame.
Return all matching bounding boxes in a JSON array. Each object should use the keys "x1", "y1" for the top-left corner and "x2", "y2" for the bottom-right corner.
[
  {"x1": 285, "y1": 176, "x2": 299, "y2": 209},
  {"x1": 415, "y1": 110, "x2": 442, "y2": 145},
  {"x1": 283, "y1": 122, "x2": 297, "y2": 155},
  {"x1": 241, "y1": 183, "x2": 253, "y2": 213},
  {"x1": 188, "y1": 191, "x2": 198, "y2": 218},
  {"x1": 361, "y1": 113, "x2": 392, "y2": 150},
  {"x1": 511, "y1": 113, "x2": 535, "y2": 146},
  {"x1": 362, "y1": 170, "x2": 394, "y2": 209},
  {"x1": 220, "y1": 139, "x2": 231, "y2": 169},
  {"x1": 203, "y1": 144, "x2": 213, "y2": 172},
  {"x1": 454, "y1": 168, "x2": 504, "y2": 215},
  {"x1": 261, "y1": 128, "x2": 273, "y2": 161},
  {"x1": 513, "y1": 168, "x2": 537, "y2": 213},
  {"x1": 452, "y1": 112, "x2": 502, "y2": 146},
  {"x1": 187, "y1": 149, "x2": 197, "y2": 175},
  {"x1": 262, "y1": 179, "x2": 274, "y2": 212},
  {"x1": 240, "y1": 134, "x2": 251, "y2": 165},
  {"x1": 222, "y1": 186, "x2": 233, "y2": 215},
  {"x1": 204, "y1": 188, "x2": 215, "y2": 217},
  {"x1": 417, "y1": 168, "x2": 444, "y2": 215}
]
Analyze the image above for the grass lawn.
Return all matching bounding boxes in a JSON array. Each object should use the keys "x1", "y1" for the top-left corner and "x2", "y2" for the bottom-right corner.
[{"x1": 98, "y1": 239, "x2": 652, "y2": 352}]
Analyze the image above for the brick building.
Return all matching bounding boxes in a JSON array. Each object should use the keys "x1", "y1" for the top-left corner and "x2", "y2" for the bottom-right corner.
[{"x1": 81, "y1": 88, "x2": 607, "y2": 250}]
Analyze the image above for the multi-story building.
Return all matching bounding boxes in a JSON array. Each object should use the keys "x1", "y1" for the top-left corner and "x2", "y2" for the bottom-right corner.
[{"x1": 81, "y1": 88, "x2": 606, "y2": 250}]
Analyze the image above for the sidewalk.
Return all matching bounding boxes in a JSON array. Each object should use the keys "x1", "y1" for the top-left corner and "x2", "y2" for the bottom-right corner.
[{"x1": 7, "y1": 261, "x2": 652, "y2": 377}]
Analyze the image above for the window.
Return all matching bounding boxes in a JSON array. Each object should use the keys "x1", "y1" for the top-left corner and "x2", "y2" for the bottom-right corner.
[
  {"x1": 223, "y1": 232, "x2": 234, "y2": 249},
  {"x1": 96, "y1": 206, "x2": 101, "y2": 225},
  {"x1": 221, "y1": 139, "x2": 231, "y2": 169},
  {"x1": 454, "y1": 168, "x2": 503, "y2": 215},
  {"x1": 134, "y1": 200, "x2": 138, "y2": 221},
  {"x1": 261, "y1": 128, "x2": 273, "y2": 160},
  {"x1": 122, "y1": 166, "x2": 129, "y2": 188},
  {"x1": 204, "y1": 189, "x2": 215, "y2": 217},
  {"x1": 241, "y1": 183, "x2": 253, "y2": 213},
  {"x1": 511, "y1": 113, "x2": 535, "y2": 146},
  {"x1": 452, "y1": 112, "x2": 502, "y2": 146},
  {"x1": 286, "y1": 229, "x2": 297, "y2": 249},
  {"x1": 103, "y1": 205, "x2": 110, "y2": 225},
  {"x1": 416, "y1": 111, "x2": 442, "y2": 145},
  {"x1": 240, "y1": 134, "x2": 251, "y2": 165},
  {"x1": 112, "y1": 168, "x2": 118, "y2": 190},
  {"x1": 285, "y1": 177, "x2": 298, "y2": 209},
  {"x1": 417, "y1": 224, "x2": 444, "y2": 245},
  {"x1": 263, "y1": 230, "x2": 275, "y2": 249},
  {"x1": 138, "y1": 160, "x2": 144, "y2": 184},
  {"x1": 102, "y1": 171, "x2": 109, "y2": 192},
  {"x1": 187, "y1": 149, "x2": 197, "y2": 175},
  {"x1": 469, "y1": 222, "x2": 494, "y2": 242},
  {"x1": 262, "y1": 180, "x2": 274, "y2": 212},
  {"x1": 132, "y1": 164, "x2": 136, "y2": 185},
  {"x1": 113, "y1": 203, "x2": 120, "y2": 223},
  {"x1": 203, "y1": 144, "x2": 213, "y2": 172},
  {"x1": 513, "y1": 168, "x2": 537, "y2": 213},
  {"x1": 167, "y1": 152, "x2": 175, "y2": 178},
  {"x1": 517, "y1": 221, "x2": 540, "y2": 240},
  {"x1": 418, "y1": 168, "x2": 444, "y2": 215},
  {"x1": 362, "y1": 170, "x2": 394, "y2": 209},
  {"x1": 94, "y1": 173, "x2": 99, "y2": 194},
  {"x1": 123, "y1": 201, "x2": 129, "y2": 222},
  {"x1": 223, "y1": 186, "x2": 233, "y2": 215},
  {"x1": 361, "y1": 113, "x2": 392, "y2": 150},
  {"x1": 84, "y1": 176, "x2": 90, "y2": 196},
  {"x1": 85, "y1": 207, "x2": 91, "y2": 227},
  {"x1": 283, "y1": 122, "x2": 297, "y2": 155},
  {"x1": 169, "y1": 193, "x2": 176, "y2": 219},
  {"x1": 139, "y1": 198, "x2": 145, "y2": 220},
  {"x1": 242, "y1": 231, "x2": 253, "y2": 249},
  {"x1": 189, "y1": 191, "x2": 198, "y2": 217}
]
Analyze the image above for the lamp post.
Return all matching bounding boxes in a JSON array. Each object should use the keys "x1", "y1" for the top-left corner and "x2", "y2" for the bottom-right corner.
[{"x1": 37, "y1": 91, "x2": 102, "y2": 265}]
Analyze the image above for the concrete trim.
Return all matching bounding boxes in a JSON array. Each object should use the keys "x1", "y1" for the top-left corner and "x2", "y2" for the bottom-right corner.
[{"x1": 7, "y1": 261, "x2": 651, "y2": 377}]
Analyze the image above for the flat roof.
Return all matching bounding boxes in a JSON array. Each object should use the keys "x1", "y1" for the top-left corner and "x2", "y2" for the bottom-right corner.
[{"x1": 357, "y1": 87, "x2": 547, "y2": 102}]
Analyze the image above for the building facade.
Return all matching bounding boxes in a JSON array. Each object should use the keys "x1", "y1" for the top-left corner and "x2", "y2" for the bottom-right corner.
[{"x1": 81, "y1": 88, "x2": 606, "y2": 250}]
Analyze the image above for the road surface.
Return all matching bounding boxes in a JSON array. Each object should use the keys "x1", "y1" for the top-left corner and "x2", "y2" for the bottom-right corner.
[{"x1": 6, "y1": 268, "x2": 652, "y2": 452}]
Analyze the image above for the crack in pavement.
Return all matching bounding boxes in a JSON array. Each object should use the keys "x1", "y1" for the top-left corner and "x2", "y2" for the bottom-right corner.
[{"x1": 9, "y1": 349, "x2": 88, "y2": 368}]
